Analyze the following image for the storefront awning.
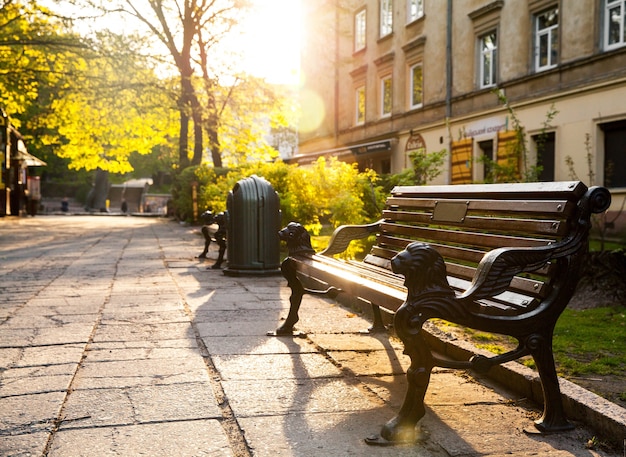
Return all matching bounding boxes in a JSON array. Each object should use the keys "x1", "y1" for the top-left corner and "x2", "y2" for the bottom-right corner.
[
  {"x1": 14, "y1": 148, "x2": 47, "y2": 167},
  {"x1": 290, "y1": 139, "x2": 395, "y2": 165},
  {"x1": 350, "y1": 140, "x2": 392, "y2": 155}
]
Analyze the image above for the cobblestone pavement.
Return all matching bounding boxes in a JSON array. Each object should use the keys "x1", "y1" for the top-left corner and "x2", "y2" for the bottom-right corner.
[{"x1": 0, "y1": 216, "x2": 622, "y2": 456}]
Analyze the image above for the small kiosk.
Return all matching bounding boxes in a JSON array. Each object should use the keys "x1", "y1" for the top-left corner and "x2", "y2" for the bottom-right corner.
[{"x1": 1, "y1": 109, "x2": 46, "y2": 216}]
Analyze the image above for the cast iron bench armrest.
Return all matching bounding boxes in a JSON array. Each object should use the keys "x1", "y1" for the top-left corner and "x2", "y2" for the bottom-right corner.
[{"x1": 319, "y1": 220, "x2": 383, "y2": 257}]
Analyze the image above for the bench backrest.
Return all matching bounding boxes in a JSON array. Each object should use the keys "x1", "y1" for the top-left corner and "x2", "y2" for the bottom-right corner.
[{"x1": 363, "y1": 181, "x2": 591, "y2": 315}]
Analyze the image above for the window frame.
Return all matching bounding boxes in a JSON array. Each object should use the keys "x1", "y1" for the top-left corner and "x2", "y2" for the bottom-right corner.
[
  {"x1": 479, "y1": 31, "x2": 498, "y2": 89},
  {"x1": 407, "y1": 0, "x2": 424, "y2": 24},
  {"x1": 355, "y1": 85, "x2": 366, "y2": 125},
  {"x1": 604, "y1": 0, "x2": 626, "y2": 51},
  {"x1": 380, "y1": 75, "x2": 392, "y2": 117},
  {"x1": 380, "y1": 0, "x2": 393, "y2": 38},
  {"x1": 409, "y1": 63, "x2": 423, "y2": 110},
  {"x1": 535, "y1": 7, "x2": 559, "y2": 71},
  {"x1": 354, "y1": 9, "x2": 367, "y2": 52}
]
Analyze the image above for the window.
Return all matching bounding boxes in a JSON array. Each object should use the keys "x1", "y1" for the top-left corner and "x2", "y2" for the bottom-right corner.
[
  {"x1": 380, "y1": 0, "x2": 393, "y2": 37},
  {"x1": 356, "y1": 86, "x2": 366, "y2": 125},
  {"x1": 478, "y1": 140, "x2": 494, "y2": 182},
  {"x1": 535, "y1": 8, "x2": 558, "y2": 71},
  {"x1": 605, "y1": 0, "x2": 626, "y2": 50},
  {"x1": 407, "y1": 0, "x2": 424, "y2": 23},
  {"x1": 381, "y1": 76, "x2": 392, "y2": 117},
  {"x1": 532, "y1": 132, "x2": 555, "y2": 181},
  {"x1": 381, "y1": 158, "x2": 391, "y2": 174},
  {"x1": 601, "y1": 120, "x2": 626, "y2": 187},
  {"x1": 355, "y1": 9, "x2": 366, "y2": 52},
  {"x1": 479, "y1": 32, "x2": 497, "y2": 88},
  {"x1": 409, "y1": 63, "x2": 423, "y2": 109}
]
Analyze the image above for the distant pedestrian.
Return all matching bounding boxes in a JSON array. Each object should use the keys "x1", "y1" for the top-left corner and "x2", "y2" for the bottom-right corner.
[{"x1": 61, "y1": 197, "x2": 69, "y2": 213}]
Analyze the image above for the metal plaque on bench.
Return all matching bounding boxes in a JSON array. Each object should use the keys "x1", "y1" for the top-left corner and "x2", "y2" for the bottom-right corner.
[{"x1": 432, "y1": 201, "x2": 469, "y2": 223}]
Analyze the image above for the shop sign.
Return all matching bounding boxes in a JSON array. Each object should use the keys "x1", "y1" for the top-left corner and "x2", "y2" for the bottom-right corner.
[
  {"x1": 350, "y1": 140, "x2": 392, "y2": 155},
  {"x1": 463, "y1": 116, "x2": 508, "y2": 138},
  {"x1": 406, "y1": 132, "x2": 426, "y2": 153}
]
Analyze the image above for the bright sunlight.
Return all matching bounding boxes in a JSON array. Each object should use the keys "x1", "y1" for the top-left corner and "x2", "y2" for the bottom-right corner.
[{"x1": 233, "y1": 0, "x2": 302, "y2": 85}]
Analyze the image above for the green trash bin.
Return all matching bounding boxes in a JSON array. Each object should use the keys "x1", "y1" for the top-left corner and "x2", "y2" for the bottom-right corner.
[{"x1": 224, "y1": 175, "x2": 281, "y2": 276}]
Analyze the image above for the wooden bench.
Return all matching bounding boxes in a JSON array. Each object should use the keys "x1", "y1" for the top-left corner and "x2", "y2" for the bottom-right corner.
[{"x1": 270, "y1": 181, "x2": 611, "y2": 445}]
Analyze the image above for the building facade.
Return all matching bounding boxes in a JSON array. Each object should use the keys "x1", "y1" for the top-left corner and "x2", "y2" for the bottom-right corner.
[{"x1": 296, "y1": 0, "x2": 626, "y2": 227}]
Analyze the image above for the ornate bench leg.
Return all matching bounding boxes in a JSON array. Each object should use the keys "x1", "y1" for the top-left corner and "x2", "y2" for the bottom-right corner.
[
  {"x1": 527, "y1": 331, "x2": 574, "y2": 433},
  {"x1": 270, "y1": 258, "x2": 305, "y2": 336},
  {"x1": 368, "y1": 304, "x2": 387, "y2": 333},
  {"x1": 367, "y1": 305, "x2": 433, "y2": 445},
  {"x1": 212, "y1": 237, "x2": 226, "y2": 269},
  {"x1": 198, "y1": 226, "x2": 211, "y2": 258}
]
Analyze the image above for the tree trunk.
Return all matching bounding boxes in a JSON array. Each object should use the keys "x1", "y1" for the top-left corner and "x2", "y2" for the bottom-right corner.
[
  {"x1": 179, "y1": 100, "x2": 190, "y2": 169},
  {"x1": 206, "y1": 89, "x2": 222, "y2": 167},
  {"x1": 191, "y1": 107, "x2": 203, "y2": 166},
  {"x1": 207, "y1": 124, "x2": 222, "y2": 168}
]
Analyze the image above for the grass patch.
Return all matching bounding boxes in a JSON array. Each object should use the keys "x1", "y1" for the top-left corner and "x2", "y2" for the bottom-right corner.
[
  {"x1": 553, "y1": 306, "x2": 626, "y2": 377},
  {"x1": 589, "y1": 239, "x2": 626, "y2": 251},
  {"x1": 431, "y1": 307, "x2": 626, "y2": 378}
]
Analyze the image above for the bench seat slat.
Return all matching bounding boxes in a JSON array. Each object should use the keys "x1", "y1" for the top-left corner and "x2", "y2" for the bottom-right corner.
[
  {"x1": 444, "y1": 263, "x2": 548, "y2": 298},
  {"x1": 315, "y1": 255, "x2": 404, "y2": 288},
  {"x1": 360, "y1": 256, "x2": 539, "y2": 311},
  {"x1": 364, "y1": 250, "x2": 548, "y2": 297},
  {"x1": 297, "y1": 255, "x2": 536, "y2": 316},
  {"x1": 294, "y1": 257, "x2": 406, "y2": 313}
]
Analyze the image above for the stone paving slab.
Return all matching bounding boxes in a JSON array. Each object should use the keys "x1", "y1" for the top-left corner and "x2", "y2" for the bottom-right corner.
[
  {"x1": 1, "y1": 368, "x2": 76, "y2": 397},
  {"x1": 1, "y1": 391, "x2": 66, "y2": 432},
  {"x1": 196, "y1": 320, "x2": 285, "y2": 338},
  {"x1": 20, "y1": 297, "x2": 105, "y2": 311},
  {"x1": 59, "y1": 383, "x2": 221, "y2": 428},
  {"x1": 83, "y1": 344, "x2": 199, "y2": 362},
  {"x1": 91, "y1": 322, "x2": 192, "y2": 342},
  {"x1": 213, "y1": 353, "x2": 344, "y2": 380},
  {"x1": 328, "y1": 349, "x2": 410, "y2": 376},
  {"x1": 238, "y1": 410, "x2": 442, "y2": 457},
  {"x1": 72, "y1": 357, "x2": 210, "y2": 389},
  {"x1": 49, "y1": 420, "x2": 232, "y2": 457},
  {"x1": 201, "y1": 335, "x2": 317, "y2": 356},
  {"x1": 221, "y1": 378, "x2": 380, "y2": 417},
  {"x1": 308, "y1": 332, "x2": 405, "y2": 352}
]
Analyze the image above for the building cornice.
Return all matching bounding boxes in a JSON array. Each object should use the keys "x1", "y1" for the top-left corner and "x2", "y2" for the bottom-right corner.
[
  {"x1": 374, "y1": 52, "x2": 395, "y2": 66},
  {"x1": 350, "y1": 64, "x2": 368, "y2": 77},
  {"x1": 468, "y1": 0, "x2": 504, "y2": 21},
  {"x1": 402, "y1": 35, "x2": 426, "y2": 53}
]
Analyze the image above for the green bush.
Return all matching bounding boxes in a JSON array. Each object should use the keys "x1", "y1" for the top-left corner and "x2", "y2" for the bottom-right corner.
[{"x1": 173, "y1": 158, "x2": 387, "y2": 231}]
